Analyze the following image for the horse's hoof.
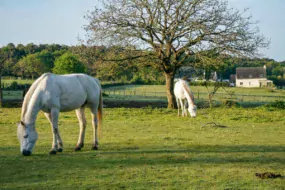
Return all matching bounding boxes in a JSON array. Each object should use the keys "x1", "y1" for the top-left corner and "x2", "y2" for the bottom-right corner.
[
  {"x1": 49, "y1": 150, "x2": 57, "y2": 155},
  {"x1": 58, "y1": 148, "x2": 63, "y2": 152},
  {"x1": 92, "y1": 146, "x2": 98, "y2": 150},
  {"x1": 74, "y1": 147, "x2": 81, "y2": 151}
]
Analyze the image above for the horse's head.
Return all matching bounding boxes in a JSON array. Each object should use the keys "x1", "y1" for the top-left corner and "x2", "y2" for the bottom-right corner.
[
  {"x1": 188, "y1": 104, "x2": 197, "y2": 118},
  {"x1": 17, "y1": 121, "x2": 38, "y2": 156}
]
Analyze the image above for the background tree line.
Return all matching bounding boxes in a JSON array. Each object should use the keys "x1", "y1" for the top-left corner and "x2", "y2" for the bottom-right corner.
[
  {"x1": 0, "y1": 43, "x2": 165, "y2": 85},
  {"x1": 1, "y1": 42, "x2": 284, "y2": 86}
]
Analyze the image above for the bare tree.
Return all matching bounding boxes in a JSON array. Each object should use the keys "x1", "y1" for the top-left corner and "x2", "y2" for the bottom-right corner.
[{"x1": 85, "y1": 0, "x2": 269, "y2": 108}]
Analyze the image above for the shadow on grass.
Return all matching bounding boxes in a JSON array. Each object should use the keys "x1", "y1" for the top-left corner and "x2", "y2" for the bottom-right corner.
[
  {"x1": 1, "y1": 145, "x2": 285, "y2": 165},
  {"x1": 1, "y1": 144, "x2": 284, "y2": 189},
  {"x1": 2, "y1": 144, "x2": 284, "y2": 153},
  {"x1": 99, "y1": 144, "x2": 285, "y2": 153}
]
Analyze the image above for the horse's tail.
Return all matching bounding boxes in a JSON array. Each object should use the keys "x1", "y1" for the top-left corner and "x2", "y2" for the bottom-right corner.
[
  {"x1": 21, "y1": 73, "x2": 50, "y2": 120},
  {"x1": 97, "y1": 84, "x2": 103, "y2": 137}
]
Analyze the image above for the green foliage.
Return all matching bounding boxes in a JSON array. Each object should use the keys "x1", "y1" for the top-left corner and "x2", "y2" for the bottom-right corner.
[
  {"x1": 265, "y1": 100, "x2": 285, "y2": 110},
  {"x1": 2, "y1": 81, "x2": 30, "y2": 90},
  {"x1": 9, "y1": 81, "x2": 18, "y2": 90},
  {"x1": 130, "y1": 75, "x2": 144, "y2": 84},
  {"x1": 14, "y1": 53, "x2": 46, "y2": 79},
  {"x1": 0, "y1": 43, "x2": 68, "y2": 77},
  {"x1": 1, "y1": 43, "x2": 284, "y2": 87},
  {"x1": 221, "y1": 99, "x2": 239, "y2": 108},
  {"x1": 37, "y1": 50, "x2": 55, "y2": 71},
  {"x1": 52, "y1": 52, "x2": 86, "y2": 74}
]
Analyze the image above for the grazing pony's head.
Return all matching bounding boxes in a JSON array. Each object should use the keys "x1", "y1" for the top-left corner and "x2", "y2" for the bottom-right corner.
[
  {"x1": 188, "y1": 104, "x2": 197, "y2": 118},
  {"x1": 17, "y1": 121, "x2": 38, "y2": 156}
]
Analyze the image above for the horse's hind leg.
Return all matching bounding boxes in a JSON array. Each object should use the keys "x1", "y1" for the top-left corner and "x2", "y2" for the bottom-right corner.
[
  {"x1": 75, "y1": 107, "x2": 87, "y2": 151},
  {"x1": 44, "y1": 108, "x2": 63, "y2": 154},
  {"x1": 90, "y1": 106, "x2": 99, "y2": 150}
]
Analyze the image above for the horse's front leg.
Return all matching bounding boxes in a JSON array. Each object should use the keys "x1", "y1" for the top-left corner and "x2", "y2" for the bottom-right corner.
[
  {"x1": 75, "y1": 108, "x2": 87, "y2": 151},
  {"x1": 179, "y1": 99, "x2": 185, "y2": 117},
  {"x1": 183, "y1": 99, "x2": 188, "y2": 116},
  {"x1": 45, "y1": 109, "x2": 63, "y2": 154}
]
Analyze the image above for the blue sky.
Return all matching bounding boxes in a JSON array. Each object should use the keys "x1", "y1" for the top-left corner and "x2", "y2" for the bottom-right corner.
[{"x1": 0, "y1": 0, "x2": 284, "y2": 61}]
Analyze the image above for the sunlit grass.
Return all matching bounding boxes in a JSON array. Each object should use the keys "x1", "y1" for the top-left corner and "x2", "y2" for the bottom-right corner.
[{"x1": 0, "y1": 107, "x2": 284, "y2": 189}]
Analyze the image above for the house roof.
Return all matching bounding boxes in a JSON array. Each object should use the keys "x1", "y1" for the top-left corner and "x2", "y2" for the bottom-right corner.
[{"x1": 236, "y1": 67, "x2": 266, "y2": 79}]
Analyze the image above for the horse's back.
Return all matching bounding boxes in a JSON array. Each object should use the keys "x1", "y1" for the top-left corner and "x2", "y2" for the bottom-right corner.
[
  {"x1": 174, "y1": 79, "x2": 187, "y2": 99},
  {"x1": 39, "y1": 73, "x2": 101, "y2": 112}
]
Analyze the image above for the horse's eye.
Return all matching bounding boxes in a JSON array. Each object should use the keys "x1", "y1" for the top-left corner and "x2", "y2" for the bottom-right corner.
[{"x1": 24, "y1": 135, "x2": 28, "y2": 138}]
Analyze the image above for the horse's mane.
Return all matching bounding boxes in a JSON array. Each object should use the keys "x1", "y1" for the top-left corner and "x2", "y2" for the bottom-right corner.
[
  {"x1": 181, "y1": 80, "x2": 195, "y2": 105},
  {"x1": 21, "y1": 73, "x2": 50, "y2": 120}
]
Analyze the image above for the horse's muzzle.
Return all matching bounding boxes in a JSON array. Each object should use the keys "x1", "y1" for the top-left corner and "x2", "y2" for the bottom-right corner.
[{"x1": 22, "y1": 150, "x2": 31, "y2": 156}]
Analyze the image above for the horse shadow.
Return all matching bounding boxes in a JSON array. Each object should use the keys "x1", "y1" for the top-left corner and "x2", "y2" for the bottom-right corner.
[{"x1": 2, "y1": 144, "x2": 284, "y2": 167}]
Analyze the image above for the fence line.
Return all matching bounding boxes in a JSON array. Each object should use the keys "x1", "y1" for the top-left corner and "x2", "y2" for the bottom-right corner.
[
  {"x1": 2, "y1": 88, "x2": 284, "y2": 103},
  {"x1": 102, "y1": 89, "x2": 285, "y2": 102}
]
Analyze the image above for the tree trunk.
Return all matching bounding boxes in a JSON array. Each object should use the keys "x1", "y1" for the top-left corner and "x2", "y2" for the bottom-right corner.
[{"x1": 164, "y1": 72, "x2": 177, "y2": 109}]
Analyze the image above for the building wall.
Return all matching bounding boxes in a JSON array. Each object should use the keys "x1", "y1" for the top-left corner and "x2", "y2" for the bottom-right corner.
[{"x1": 236, "y1": 78, "x2": 267, "y2": 87}]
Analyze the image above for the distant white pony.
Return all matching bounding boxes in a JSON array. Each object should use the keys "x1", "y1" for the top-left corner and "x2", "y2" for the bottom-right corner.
[
  {"x1": 174, "y1": 79, "x2": 197, "y2": 117},
  {"x1": 17, "y1": 73, "x2": 103, "y2": 156}
]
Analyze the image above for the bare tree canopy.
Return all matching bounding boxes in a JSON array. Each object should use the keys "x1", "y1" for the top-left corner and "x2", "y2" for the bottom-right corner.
[{"x1": 85, "y1": 0, "x2": 269, "y2": 108}]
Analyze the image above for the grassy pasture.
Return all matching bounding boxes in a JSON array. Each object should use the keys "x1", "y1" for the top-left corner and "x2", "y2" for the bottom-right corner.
[
  {"x1": 2, "y1": 91, "x2": 24, "y2": 100},
  {"x1": 0, "y1": 107, "x2": 284, "y2": 189},
  {"x1": 2, "y1": 79, "x2": 34, "y2": 85},
  {"x1": 104, "y1": 84, "x2": 285, "y2": 96}
]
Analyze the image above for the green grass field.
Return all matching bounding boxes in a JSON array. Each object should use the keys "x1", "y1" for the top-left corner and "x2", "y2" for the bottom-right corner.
[
  {"x1": 2, "y1": 79, "x2": 34, "y2": 85},
  {"x1": 104, "y1": 84, "x2": 285, "y2": 96},
  {"x1": 2, "y1": 91, "x2": 23, "y2": 100},
  {"x1": 0, "y1": 107, "x2": 284, "y2": 189}
]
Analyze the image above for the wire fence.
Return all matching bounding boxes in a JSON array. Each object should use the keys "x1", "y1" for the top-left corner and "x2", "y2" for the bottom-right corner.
[
  {"x1": 2, "y1": 89, "x2": 284, "y2": 104},
  {"x1": 102, "y1": 89, "x2": 285, "y2": 103}
]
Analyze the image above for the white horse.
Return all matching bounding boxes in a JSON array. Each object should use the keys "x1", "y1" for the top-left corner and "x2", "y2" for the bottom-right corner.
[
  {"x1": 174, "y1": 79, "x2": 197, "y2": 117},
  {"x1": 17, "y1": 73, "x2": 103, "y2": 156}
]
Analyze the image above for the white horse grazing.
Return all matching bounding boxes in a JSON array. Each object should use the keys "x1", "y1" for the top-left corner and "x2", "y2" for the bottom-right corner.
[
  {"x1": 17, "y1": 73, "x2": 103, "y2": 156},
  {"x1": 174, "y1": 79, "x2": 197, "y2": 117}
]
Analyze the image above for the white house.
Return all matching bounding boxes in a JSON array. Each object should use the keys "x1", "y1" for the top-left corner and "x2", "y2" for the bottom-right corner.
[{"x1": 236, "y1": 65, "x2": 273, "y2": 87}]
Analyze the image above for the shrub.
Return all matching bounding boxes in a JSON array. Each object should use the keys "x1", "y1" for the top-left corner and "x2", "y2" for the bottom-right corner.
[
  {"x1": 221, "y1": 99, "x2": 239, "y2": 108},
  {"x1": 10, "y1": 81, "x2": 18, "y2": 90},
  {"x1": 52, "y1": 52, "x2": 86, "y2": 74},
  {"x1": 265, "y1": 100, "x2": 285, "y2": 109}
]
